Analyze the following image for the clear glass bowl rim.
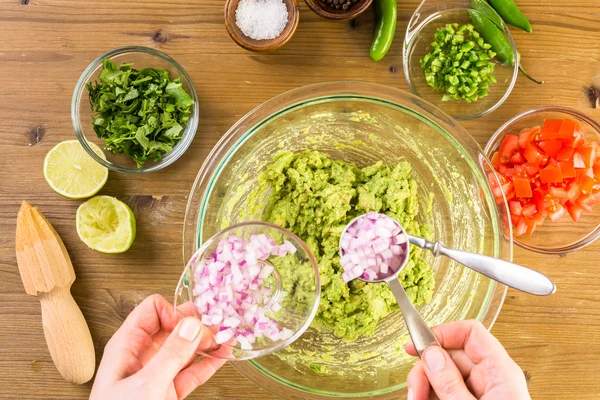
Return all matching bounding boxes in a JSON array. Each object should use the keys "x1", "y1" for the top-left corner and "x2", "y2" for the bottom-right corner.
[
  {"x1": 402, "y1": 6, "x2": 520, "y2": 121},
  {"x1": 71, "y1": 45, "x2": 200, "y2": 174},
  {"x1": 484, "y1": 105, "x2": 600, "y2": 254}
]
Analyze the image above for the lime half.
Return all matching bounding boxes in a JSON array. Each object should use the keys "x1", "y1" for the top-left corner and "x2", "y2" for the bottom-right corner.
[
  {"x1": 76, "y1": 196, "x2": 136, "y2": 253},
  {"x1": 43, "y1": 140, "x2": 108, "y2": 199}
]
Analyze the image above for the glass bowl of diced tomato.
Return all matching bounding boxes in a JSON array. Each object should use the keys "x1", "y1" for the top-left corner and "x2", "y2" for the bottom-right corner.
[{"x1": 485, "y1": 106, "x2": 600, "y2": 254}]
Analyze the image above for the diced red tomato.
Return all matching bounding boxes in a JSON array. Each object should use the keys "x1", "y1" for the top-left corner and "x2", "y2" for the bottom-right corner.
[
  {"x1": 491, "y1": 118, "x2": 600, "y2": 237},
  {"x1": 566, "y1": 202, "x2": 584, "y2": 222},
  {"x1": 510, "y1": 213, "x2": 521, "y2": 226},
  {"x1": 518, "y1": 127, "x2": 539, "y2": 149},
  {"x1": 539, "y1": 165, "x2": 563, "y2": 184},
  {"x1": 567, "y1": 182, "x2": 582, "y2": 202},
  {"x1": 524, "y1": 218, "x2": 537, "y2": 235},
  {"x1": 547, "y1": 204, "x2": 566, "y2": 222},
  {"x1": 538, "y1": 140, "x2": 563, "y2": 158},
  {"x1": 540, "y1": 119, "x2": 562, "y2": 140},
  {"x1": 504, "y1": 188, "x2": 515, "y2": 201},
  {"x1": 509, "y1": 152, "x2": 524, "y2": 165},
  {"x1": 577, "y1": 193, "x2": 594, "y2": 212},
  {"x1": 549, "y1": 186, "x2": 568, "y2": 199},
  {"x1": 523, "y1": 144, "x2": 547, "y2": 166},
  {"x1": 557, "y1": 118, "x2": 578, "y2": 141},
  {"x1": 498, "y1": 135, "x2": 519, "y2": 163},
  {"x1": 573, "y1": 152, "x2": 586, "y2": 168},
  {"x1": 514, "y1": 218, "x2": 528, "y2": 237},
  {"x1": 556, "y1": 146, "x2": 574, "y2": 161},
  {"x1": 522, "y1": 204, "x2": 536, "y2": 218},
  {"x1": 501, "y1": 180, "x2": 513, "y2": 192},
  {"x1": 512, "y1": 176, "x2": 532, "y2": 198},
  {"x1": 522, "y1": 162, "x2": 540, "y2": 176},
  {"x1": 590, "y1": 191, "x2": 600, "y2": 206},
  {"x1": 559, "y1": 161, "x2": 576, "y2": 178},
  {"x1": 579, "y1": 201, "x2": 593, "y2": 212},
  {"x1": 594, "y1": 163, "x2": 600, "y2": 179},
  {"x1": 580, "y1": 174, "x2": 594, "y2": 193},
  {"x1": 578, "y1": 145, "x2": 596, "y2": 168},
  {"x1": 509, "y1": 201, "x2": 523, "y2": 216},
  {"x1": 514, "y1": 165, "x2": 527, "y2": 176},
  {"x1": 533, "y1": 211, "x2": 547, "y2": 227},
  {"x1": 573, "y1": 134, "x2": 586, "y2": 148},
  {"x1": 491, "y1": 152, "x2": 500, "y2": 169},
  {"x1": 533, "y1": 188, "x2": 556, "y2": 211},
  {"x1": 491, "y1": 181, "x2": 502, "y2": 199}
]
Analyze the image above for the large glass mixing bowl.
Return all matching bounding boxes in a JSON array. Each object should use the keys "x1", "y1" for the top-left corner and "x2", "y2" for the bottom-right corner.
[{"x1": 183, "y1": 82, "x2": 510, "y2": 398}]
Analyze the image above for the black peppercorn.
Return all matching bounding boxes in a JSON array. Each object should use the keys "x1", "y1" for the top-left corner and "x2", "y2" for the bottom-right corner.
[{"x1": 323, "y1": 0, "x2": 356, "y2": 10}]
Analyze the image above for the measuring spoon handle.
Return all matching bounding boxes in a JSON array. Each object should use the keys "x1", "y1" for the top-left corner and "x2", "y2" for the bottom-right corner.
[
  {"x1": 387, "y1": 278, "x2": 439, "y2": 358},
  {"x1": 409, "y1": 236, "x2": 556, "y2": 296}
]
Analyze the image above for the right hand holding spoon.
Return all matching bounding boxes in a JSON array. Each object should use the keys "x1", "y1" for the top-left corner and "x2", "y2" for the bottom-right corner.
[{"x1": 406, "y1": 320, "x2": 531, "y2": 400}]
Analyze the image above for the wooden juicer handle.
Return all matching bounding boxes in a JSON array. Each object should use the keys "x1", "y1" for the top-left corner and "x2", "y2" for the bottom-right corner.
[{"x1": 39, "y1": 286, "x2": 95, "y2": 385}]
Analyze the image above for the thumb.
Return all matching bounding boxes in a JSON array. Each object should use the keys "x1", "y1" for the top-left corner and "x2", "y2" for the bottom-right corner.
[
  {"x1": 421, "y1": 346, "x2": 476, "y2": 400},
  {"x1": 141, "y1": 317, "x2": 205, "y2": 383}
]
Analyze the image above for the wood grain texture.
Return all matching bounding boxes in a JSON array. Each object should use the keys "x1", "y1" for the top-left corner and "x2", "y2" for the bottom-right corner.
[{"x1": 1, "y1": 0, "x2": 599, "y2": 398}]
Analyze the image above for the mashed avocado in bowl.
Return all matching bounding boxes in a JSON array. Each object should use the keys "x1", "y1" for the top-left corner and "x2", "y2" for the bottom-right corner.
[
  {"x1": 257, "y1": 150, "x2": 434, "y2": 341},
  {"x1": 183, "y1": 82, "x2": 510, "y2": 398}
]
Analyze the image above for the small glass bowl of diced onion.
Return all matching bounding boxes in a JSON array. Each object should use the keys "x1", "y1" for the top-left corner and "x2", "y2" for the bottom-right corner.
[
  {"x1": 174, "y1": 221, "x2": 320, "y2": 360},
  {"x1": 484, "y1": 106, "x2": 600, "y2": 254}
]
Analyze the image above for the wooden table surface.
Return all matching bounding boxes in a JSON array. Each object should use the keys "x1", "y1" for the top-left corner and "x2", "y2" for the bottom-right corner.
[{"x1": 1, "y1": 0, "x2": 600, "y2": 398}]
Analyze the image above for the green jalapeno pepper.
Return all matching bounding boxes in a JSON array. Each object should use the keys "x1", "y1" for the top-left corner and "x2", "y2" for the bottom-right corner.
[
  {"x1": 469, "y1": 8, "x2": 543, "y2": 84},
  {"x1": 469, "y1": 10, "x2": 514, "y2": 65},
  {"x1": 370, "y1": 0, "x2": 397, "y2": 62},
  {"x1": 487, "y1": 0, "x2": 532, "y2": 33},
  {"x1": 471, "y1": 0, "x2": 505, "y2": 31}
]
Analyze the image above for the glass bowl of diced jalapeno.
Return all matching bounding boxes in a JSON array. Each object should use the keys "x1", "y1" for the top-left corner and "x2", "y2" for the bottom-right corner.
[
  {"x1": 72, "y1": 46, "x2": 199, "y2": 173},
  {"x1": 403, "y1": 5, "x2": 519, "y2": 120}
]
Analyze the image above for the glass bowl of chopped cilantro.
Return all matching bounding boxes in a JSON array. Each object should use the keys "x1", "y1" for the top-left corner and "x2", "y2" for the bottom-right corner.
[
  {"x1": 72, "y1": 46, "x2": 199, "y2": 173},
  {"x1": 403, "y1": 5, "x2": 519, "y2": 120}
]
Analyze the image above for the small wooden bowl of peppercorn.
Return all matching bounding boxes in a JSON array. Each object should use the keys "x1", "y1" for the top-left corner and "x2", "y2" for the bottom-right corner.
[
  {"x1": 304, "y1": 0, "x2": 372, "y2": 20},
  {"x1": 225, "y1": 0, "x2": 300, "y2": 52}
]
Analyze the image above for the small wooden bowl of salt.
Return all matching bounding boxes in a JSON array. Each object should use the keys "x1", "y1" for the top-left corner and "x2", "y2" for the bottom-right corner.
[{"x1": 225, "y1": 0, "x2": 300, "y2": 52}]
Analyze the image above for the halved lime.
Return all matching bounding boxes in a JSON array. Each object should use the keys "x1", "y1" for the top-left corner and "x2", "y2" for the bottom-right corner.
[
  {"x1": 76, "y1": 196, "x2": 136, "y2": 253},
  {"x1": 43, "y1": 140, "x2": 108, "y2": 199}
]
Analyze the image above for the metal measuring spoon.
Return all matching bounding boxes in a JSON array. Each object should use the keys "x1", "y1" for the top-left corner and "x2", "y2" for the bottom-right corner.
[
  {"x1": 339, "y1": 213, "x2": 557, "y2": 356},
  {"x1": 339, "y1": 214, "x2": 440, "y2": 357}
]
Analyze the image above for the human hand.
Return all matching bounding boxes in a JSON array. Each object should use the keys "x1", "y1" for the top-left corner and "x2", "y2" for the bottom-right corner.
[
  {"x1": 90, "y1": 294, "x2": 226, "y2": 400},
  {"x1": 405, "y1": 320, "x2": 530, "y2": 400}
]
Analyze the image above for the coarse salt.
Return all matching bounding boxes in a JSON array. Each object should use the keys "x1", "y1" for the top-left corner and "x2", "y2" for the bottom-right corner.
[{"x1": 235, "y1": 0, "x2": 289, "y2": 41}]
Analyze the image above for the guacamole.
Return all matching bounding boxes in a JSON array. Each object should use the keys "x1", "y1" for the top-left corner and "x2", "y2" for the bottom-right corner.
[{"x1": 259, "y1": 150, "x2": 434, "y2": 341}]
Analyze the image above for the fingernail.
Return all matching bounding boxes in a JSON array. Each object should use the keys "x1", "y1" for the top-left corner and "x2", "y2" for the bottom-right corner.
[
  {"x1": 424, "y1": 347, "x2": 446, "y2": 373},
  {"x1": 178, "y1": 318, "x2": 202, "y2": 341},
  {"x1": 407, "y1": 387, "x2": 414, "y2": 400}
]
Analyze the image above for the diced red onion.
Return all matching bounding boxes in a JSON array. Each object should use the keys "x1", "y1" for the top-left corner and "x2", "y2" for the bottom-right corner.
[
  {"x1": 339, "y1": 213, "x2": 409, "y2": 283},
  {"x1": 215, "y1": 328, "x2": 235, "y2": 345},
  {"x1": 192, "y1": 232, "x2": 296, "y2": 352}
]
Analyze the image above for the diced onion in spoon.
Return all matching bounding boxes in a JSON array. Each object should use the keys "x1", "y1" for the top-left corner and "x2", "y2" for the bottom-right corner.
[
  {"x1": 193, "y1": 233, "x2": 295, "y2": 350},
  {"x1": 339, "y1": 213, "x2": 409, "y2": 283}
]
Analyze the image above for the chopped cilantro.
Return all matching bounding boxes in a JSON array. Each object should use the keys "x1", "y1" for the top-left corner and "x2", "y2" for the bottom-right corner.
[{"x1": 86, "y1": 58, "x2": 194, "y2": 168}]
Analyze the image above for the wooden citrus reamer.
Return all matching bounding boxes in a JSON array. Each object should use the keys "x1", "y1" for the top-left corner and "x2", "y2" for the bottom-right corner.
[{"x1": 15, "y1": 201, "x2": 95, "y2": 384}]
